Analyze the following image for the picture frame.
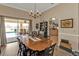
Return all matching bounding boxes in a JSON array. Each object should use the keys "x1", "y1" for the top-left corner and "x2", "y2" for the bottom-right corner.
[{"x1": 61, "y1": 18, "x2": 73, "y2": 28}]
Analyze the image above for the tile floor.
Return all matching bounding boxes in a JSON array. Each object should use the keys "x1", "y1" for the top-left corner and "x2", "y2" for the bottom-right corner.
[{"x1": 0, "y1": 42, "x2": 73, "y2": 56}]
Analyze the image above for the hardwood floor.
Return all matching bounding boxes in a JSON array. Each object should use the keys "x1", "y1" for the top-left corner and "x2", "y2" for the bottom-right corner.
[{"x1": 0, "y1": 42, "x2": 73, "y2": 56}]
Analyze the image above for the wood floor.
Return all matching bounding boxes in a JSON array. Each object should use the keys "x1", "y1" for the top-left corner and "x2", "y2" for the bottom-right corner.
[{"x1": 0, "y1": 42, "x2": 73, "y2": 56}]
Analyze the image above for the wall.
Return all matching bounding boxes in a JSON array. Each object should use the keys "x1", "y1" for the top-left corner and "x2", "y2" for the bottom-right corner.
[
  {"x1": 78, "y1": 3, "x2": 79, "y2": 49},
  {"x1": 0, "y1": 18, "x2": 1, "y2": 46},
  {"x1": 32, "y1": 3, "x2": 79, "y2": 51}
]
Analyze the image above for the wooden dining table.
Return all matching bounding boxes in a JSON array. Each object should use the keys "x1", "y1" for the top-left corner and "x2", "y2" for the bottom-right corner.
[{"x1": 23, "y1": 36, "x2": 58, "y2": 51}]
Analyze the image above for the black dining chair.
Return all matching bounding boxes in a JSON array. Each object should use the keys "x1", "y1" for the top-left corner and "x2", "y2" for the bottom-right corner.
[
  {"x1": 26, "y1": 48, "x2": 39, "y2": 56},
  {"x1": 42, "y1": 43, "x2": 56, "y2": 56},
  {"x1": 36, "y1": 50, "x2": 45, "y2": 56},
  {"x1": 29, "y1": 50, "x2": 38, "y2": 56},
  {"x1": 17, "y1": 37, "x2": 30, "y2": 56}
]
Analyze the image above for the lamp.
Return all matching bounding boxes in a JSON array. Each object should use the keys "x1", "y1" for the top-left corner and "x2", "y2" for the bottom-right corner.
[{"x1": 29, "y1": 3, "x2": 41, "y2": 19}]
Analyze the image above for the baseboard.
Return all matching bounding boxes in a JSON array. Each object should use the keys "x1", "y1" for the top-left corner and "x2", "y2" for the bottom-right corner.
[{"x1": 7, "y1": 41, "x2": 17, "y2": 44}]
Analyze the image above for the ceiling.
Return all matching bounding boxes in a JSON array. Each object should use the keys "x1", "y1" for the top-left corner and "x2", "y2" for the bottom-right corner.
[{"x1": 0, "y1": 3, "x2": 59, "y2": 13}]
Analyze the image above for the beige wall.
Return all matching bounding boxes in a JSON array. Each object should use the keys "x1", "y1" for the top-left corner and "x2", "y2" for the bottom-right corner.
[
  {"x1": 0, "y1": 5, "x2": 29, "y2": 19},
  {"x1": 32, "y1": 3, "x2": 79, "y2": 51},
  {"x1": 78, "y1": 3, "x2": 79, "y2": 49},
  {"x1": 0, "y1": 17, "x2": 1, "y2": 46}
]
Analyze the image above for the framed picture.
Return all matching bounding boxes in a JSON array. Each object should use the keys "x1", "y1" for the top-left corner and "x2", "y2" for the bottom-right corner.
[{"x1": 61, "y1": 18, "x2": 73, "y2": 28}]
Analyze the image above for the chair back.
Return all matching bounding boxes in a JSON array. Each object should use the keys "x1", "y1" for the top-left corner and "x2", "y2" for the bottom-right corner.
[
  {"x1": 18, "y1": 41, "x2": 28, "y2": 56},
  {"x1": 17, "y1": 37, "x2": 21, "y2": 43},
  {"x1": 17, "y1": 36, "x2": 23, "y2": 43},
  {"x1": 17, "y1": 36, "x2": 29, "y2": 56},
  {"x1": 44, "y1": 43, "x2": 56, "y2": 56}
]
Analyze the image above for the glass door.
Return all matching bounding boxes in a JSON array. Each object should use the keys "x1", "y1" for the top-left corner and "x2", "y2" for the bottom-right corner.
[
  {"x1": 5, "y1": 18, "x2": 18, "y2": 43},
  {"x1": 5, "y1": 22, "x2": 17, "y2": 38},
  {"x1": 5, "y1": 17, "x2": 30, "y2": 43}
]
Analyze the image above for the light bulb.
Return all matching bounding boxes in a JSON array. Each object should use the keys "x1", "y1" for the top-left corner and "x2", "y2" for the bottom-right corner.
[
  {"x1": 52, "y1": 18, "x2": 56, "y2": 20},
  {"x1": 31, "y1": 10, "x2": 33, "y2": 12}
]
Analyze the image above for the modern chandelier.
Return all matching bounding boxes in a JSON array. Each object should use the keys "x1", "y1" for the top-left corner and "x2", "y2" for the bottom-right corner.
[{"x1": 29, "y1": 3, "x2": 41, "y2": 19}]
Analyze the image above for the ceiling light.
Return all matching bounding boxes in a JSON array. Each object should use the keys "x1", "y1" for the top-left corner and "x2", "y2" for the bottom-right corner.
[{"x1": 29, "y1": 3, "x2": 41, "y2": 19}]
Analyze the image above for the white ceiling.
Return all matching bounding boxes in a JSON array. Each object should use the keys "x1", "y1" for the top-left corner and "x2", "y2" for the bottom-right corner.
[{"x1": 0, "y1": 3, "x2": 59, "y2": 13}]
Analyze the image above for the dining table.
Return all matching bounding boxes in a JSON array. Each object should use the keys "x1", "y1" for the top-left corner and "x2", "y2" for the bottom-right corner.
[{"x1": 22, "y1": 36, "x2": 58, "y2": 51}]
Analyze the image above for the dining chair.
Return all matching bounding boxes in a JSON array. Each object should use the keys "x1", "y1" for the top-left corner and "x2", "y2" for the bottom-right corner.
[
  {"x1": 36, "y1": 50, "x2": 45, "y2": 56},
  {"x1": 43, "y1": 43, "x2": 56, "y2": 56},
  {"x1": 28, "y1": 49, "x2": 39, "y2": 56},
  {"x1": 17, "y1": 37, "x2": 29, "y2": 56}
]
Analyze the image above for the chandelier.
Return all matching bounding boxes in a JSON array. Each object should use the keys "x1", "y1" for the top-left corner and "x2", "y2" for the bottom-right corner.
[{"x1": 29, "y1": 3, "x2": 41, "y2": 19}]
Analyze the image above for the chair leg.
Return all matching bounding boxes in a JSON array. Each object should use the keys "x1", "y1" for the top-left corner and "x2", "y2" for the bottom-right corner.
[
  {"x1": 17, "y1": 50, "x2": 19, "y2": 56},
  {"x1": 20, "y1": 51, "x2": 22, "y2": 56},
  {"x1": 17, "y1": 50, "x2": 22, "y2": 56}
]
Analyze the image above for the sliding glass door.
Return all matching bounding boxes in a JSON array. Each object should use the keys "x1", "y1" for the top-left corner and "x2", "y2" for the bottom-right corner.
[
  {"x1": 5, "y1": 22, "x2": 18, "y2": 38},
  {"x1": 5, "y1": 18, "x2": 18, "y2": 43},
  {"x1": 5, "y1": 17, "x2": 29, "y2": 43}
]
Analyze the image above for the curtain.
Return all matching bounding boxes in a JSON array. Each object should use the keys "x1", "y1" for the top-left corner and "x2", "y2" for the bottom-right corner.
[
  {"x1": 29, "y1": 20, "x2": 32, "y2": 35},
  {"x1": 0, "y1": 16, "x2": 7, "y2": 46}
]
